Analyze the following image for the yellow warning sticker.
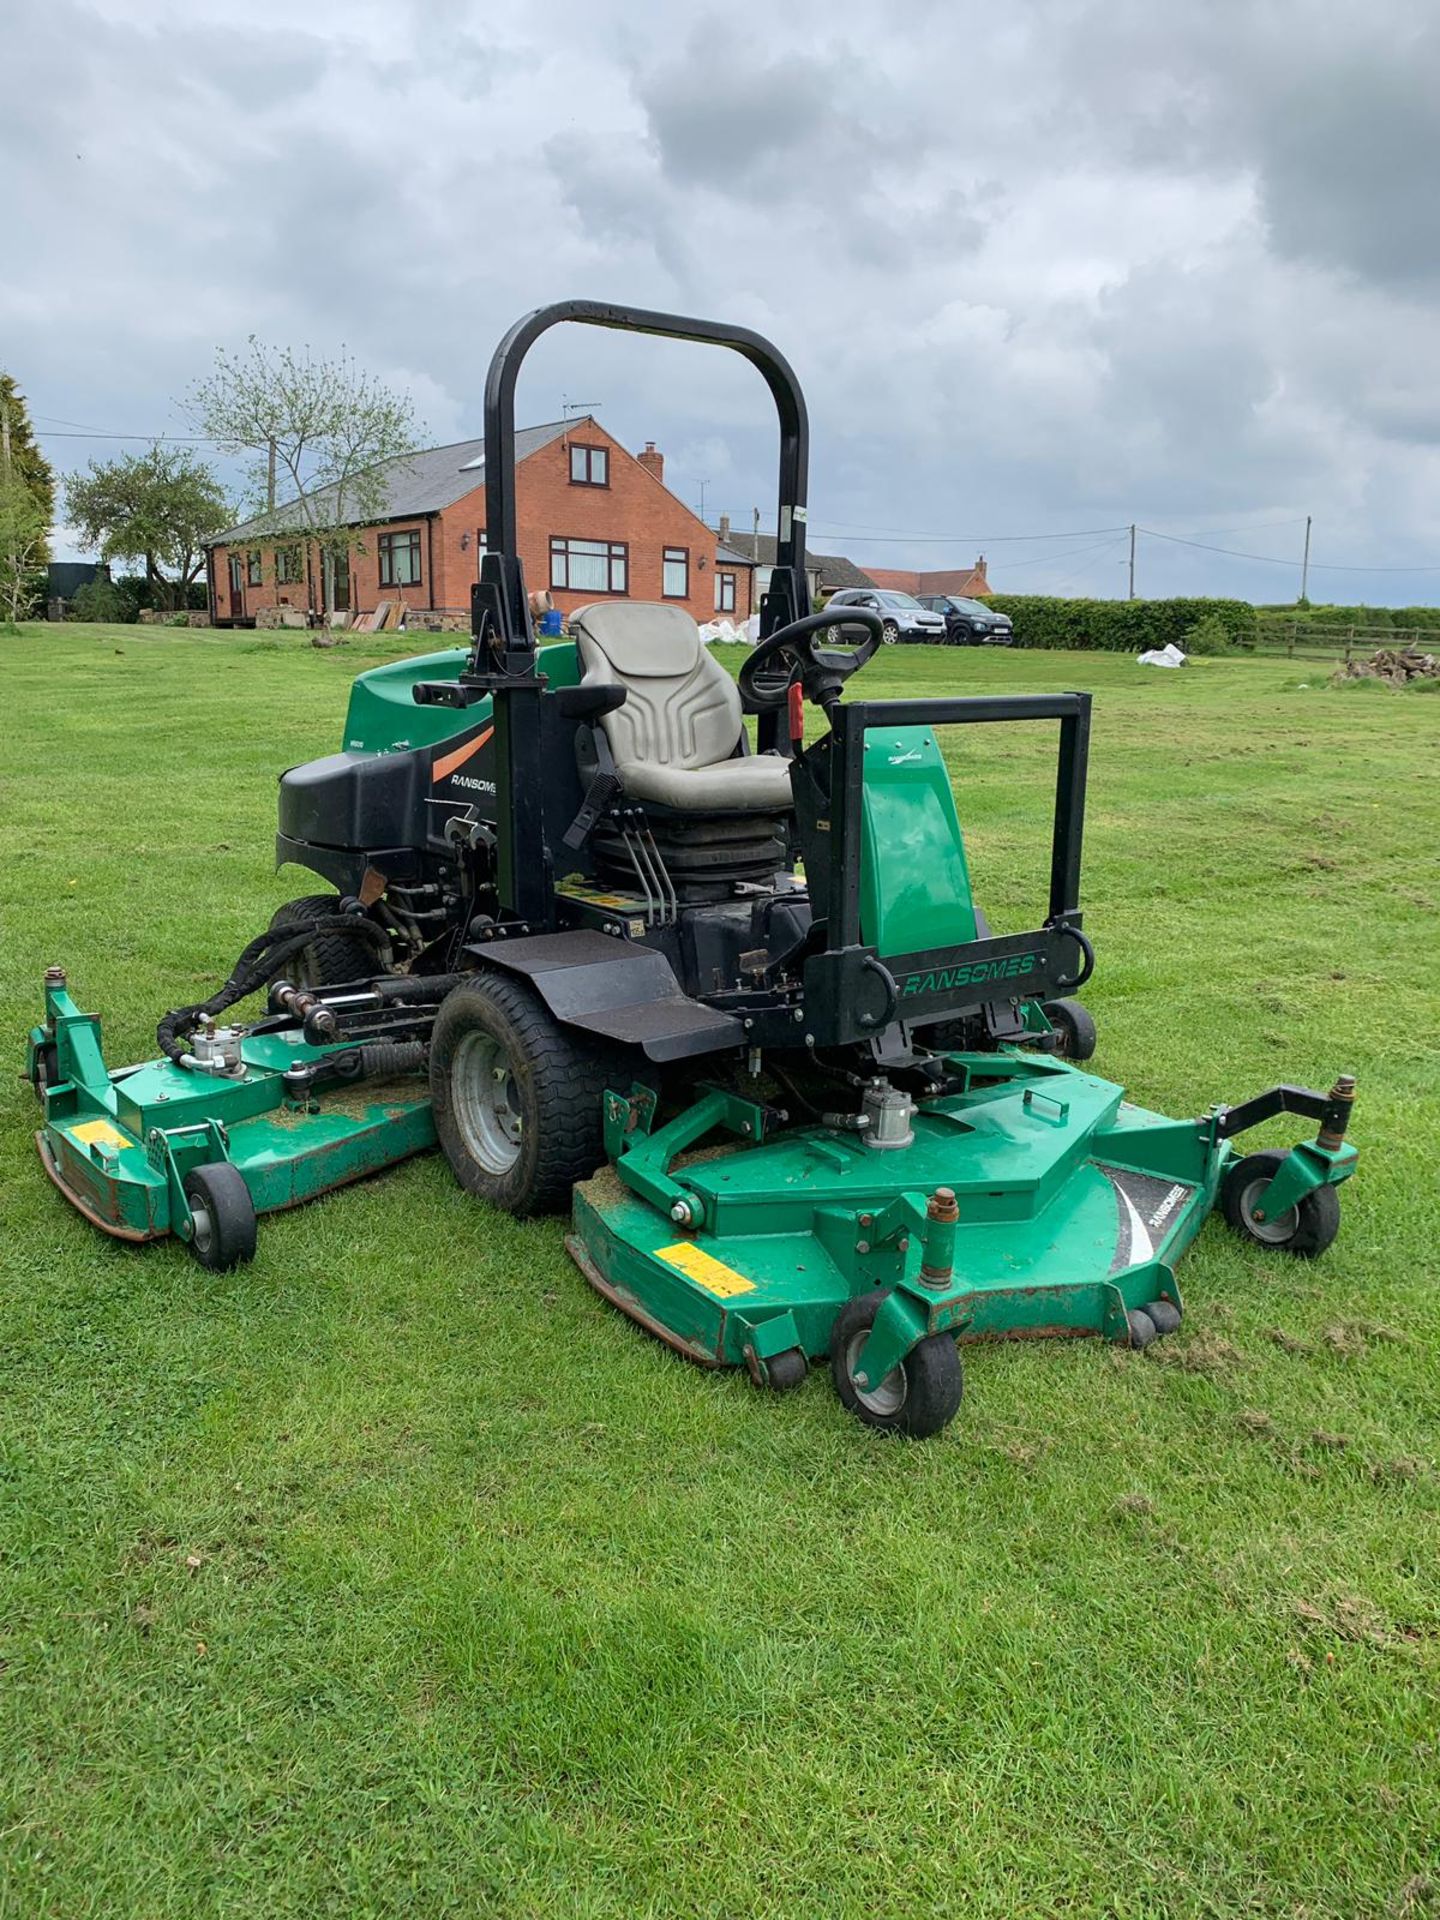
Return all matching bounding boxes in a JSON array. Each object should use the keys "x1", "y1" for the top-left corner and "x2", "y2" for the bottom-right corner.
[
  {"x1": 70, "y1": 1119, "x2": 131, "y2": 1154},
  {"x1": 656, "y1": 1241, "x2": 755, "y2": 1298}
]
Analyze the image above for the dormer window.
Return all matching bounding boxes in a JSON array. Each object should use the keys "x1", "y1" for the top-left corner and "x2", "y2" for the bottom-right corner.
[{"x1": 569, "y1": 443, "x2": 608, "y2": 487}]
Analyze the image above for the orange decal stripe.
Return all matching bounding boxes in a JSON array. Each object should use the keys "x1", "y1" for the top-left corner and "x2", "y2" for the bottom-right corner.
[{"x1": 431, "y1": 725, "x2": 494, "y2": 783}]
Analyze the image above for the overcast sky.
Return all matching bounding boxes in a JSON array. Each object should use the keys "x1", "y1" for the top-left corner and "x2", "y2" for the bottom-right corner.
[{"x1": 7, "y1": 0, "x2": 1439, "y2": 602}]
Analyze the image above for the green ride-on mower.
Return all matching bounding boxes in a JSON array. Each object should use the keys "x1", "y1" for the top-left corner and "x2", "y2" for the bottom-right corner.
[{"x1": 26, "y1": 300, "x2": 1359, "y2": 1438}]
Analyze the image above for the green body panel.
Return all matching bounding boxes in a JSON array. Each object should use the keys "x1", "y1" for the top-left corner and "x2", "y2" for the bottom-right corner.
[
  {"x1": 340, "y1": 640, "x2": 581, "y2": 752},
  {"x1": 572, "y1": 1053, "x2": 1228, "y2": 1372},
  {"x1": 859, "y1": 726, "x2": 977, "y2": 956},
  {"x1": 33, "y1": 982, "x2": 431, "y2": 1242}
]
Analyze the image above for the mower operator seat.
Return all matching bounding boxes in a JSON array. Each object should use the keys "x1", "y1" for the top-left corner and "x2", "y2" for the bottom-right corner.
[{"x1": 570, "y1": 601, "x2": 793, "y2": 812}]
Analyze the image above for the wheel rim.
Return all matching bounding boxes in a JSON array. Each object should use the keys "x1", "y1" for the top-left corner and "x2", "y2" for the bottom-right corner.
[
  {"x1": 1239, "y1": 1176, "x2": 1299, "y2": 1245},
  {"x1": 846, "y1": 1329, "x2": 907, "y2": 1416},
  {"x1": 190, "y1": 1205, "x2": 214, "y2": 1256},
  {"x1": 452, "y1": 1030, "x2": 523, "y2": 1173},
  {"x1": 882, "y1": 623, "x2": 898, "y2": 644}
]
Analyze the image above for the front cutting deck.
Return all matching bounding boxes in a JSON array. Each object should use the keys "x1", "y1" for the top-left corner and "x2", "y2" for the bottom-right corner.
[
  {"x1": 571, "y1": 1056, "x2": 1226, "y2": 1371},
  {"x1": 34, "y1": 1008, "x2": 433, "y2": 1242}
]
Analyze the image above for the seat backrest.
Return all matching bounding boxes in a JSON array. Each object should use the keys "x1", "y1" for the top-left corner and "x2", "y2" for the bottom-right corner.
[{"x1": 570, "y1": 602, "x2": 743, "y2": 772}]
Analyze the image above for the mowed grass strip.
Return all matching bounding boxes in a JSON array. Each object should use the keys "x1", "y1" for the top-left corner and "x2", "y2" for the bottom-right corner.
[{"x1": 1, "y1": 623, "x2": 1437, "y2": 1920}]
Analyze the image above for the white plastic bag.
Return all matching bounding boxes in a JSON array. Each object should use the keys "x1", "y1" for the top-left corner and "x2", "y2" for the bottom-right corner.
[{"x1": 1137, "y1": 643, "x2": 1186, "y2": 668}]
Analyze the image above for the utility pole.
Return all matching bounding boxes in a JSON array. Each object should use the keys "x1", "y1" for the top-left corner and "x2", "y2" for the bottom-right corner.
[
  {"x1": 1, "y1": 397, "x2": 11, "y2": 481},
  {"x1": 1128, "y1": 523, "x2": 1136, "y2": 600},
  {"x1": 696, "y1": 478, "x2": 709, "y2": 522},
  {"x1": 752, "y1": 506, "x2": 761, "y2": 560},
  {"x1": 266, "y1": 436, "x2": 276, "y2": 513},
  {"x1": 1299, "y1": 514, "x2": 1311, "y2": 604}
]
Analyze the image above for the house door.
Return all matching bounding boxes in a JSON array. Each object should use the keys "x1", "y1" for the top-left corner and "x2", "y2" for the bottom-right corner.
[
  {"x1": 227, "y1": 555, "x2": 244, "y2": 619},
  {"x1": 331, "y1": 548, "x2": 350, "y2": 612}
]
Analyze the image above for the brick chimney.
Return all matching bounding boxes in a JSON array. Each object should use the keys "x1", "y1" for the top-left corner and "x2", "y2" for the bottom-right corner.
[
  {"x1": 636, "y1": 440, "x2": 664, "y2": 483},
  {"x1": 718, "y1": 513, "x2": 731, "y2": 541}
]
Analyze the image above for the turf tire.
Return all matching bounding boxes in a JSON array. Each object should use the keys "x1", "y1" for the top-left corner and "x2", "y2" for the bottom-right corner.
[
  {"x1": 1220, "y1": 1148, "x2": 1340, "y2": 1258},
  {"x1": 830, "y1": 1288, "x2": 963, "y2": 1438},
  {"x1": 430, "y1": 972, "x2": 625, "y2": 1217},
  {"x1": 269, "y1": 894, "x2": 378, "y2": 989},
  {"x1": 182, "y1": 1162, "x2": 257, "y2": 1271}
]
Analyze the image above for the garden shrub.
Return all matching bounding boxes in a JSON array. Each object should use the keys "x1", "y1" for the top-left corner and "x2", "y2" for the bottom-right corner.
[
  {"x1": 69, "y1": 578, "x2": 138, "y2": 623},
  {"x1": 1182, "y1": 612, "x2": 1234, "y2": 656}
]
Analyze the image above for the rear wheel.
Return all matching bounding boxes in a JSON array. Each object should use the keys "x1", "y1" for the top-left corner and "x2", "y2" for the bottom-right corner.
[
  {"x1": 880, "y1": 620, "x2": 900, "y2": 645},
  {"x1": 430, "y1": 972, "x2": 624, "y2": 1216},
  {"x1": 182, "y1": 1162, "x2": 257, "y2": 1271},
  {"x1": 1221, "y1": 1148, "x2": 1340, "y2": 1257},
  {"x1": 269, "y1": 893, "x2": 377, "y2": 989},
  {"x1": 1044, "y1": 997, "x2": 1097, "y2": 1061},
  {"x1": 830, "y1": 1289, "x2": 963, "y2": 1438}
]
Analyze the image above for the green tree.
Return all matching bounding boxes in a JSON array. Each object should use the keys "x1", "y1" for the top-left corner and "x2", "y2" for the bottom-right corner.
[
  {"x1": 0, "y1": 373, "x2": 55, "y2": 568},
  {"x1": 65, "y1": 445, "x2": 230, "y2": 611},
  {"x1": 0, "y1": 472, "x2": 47, "y2": 627},
  {"x1": 186, "y1": 339, "x2": 418, "y2": 617}
]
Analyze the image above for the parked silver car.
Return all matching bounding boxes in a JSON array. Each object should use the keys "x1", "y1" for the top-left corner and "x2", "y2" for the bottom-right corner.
[{"x1": 824, "y1": 588, "x2": 948, "y2": 645}]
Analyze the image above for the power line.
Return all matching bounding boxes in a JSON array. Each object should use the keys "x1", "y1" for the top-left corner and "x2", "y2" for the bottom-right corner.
[
  {"x1": 988, "y1": 534, "x2": 1134, "y2": 574},
  {"x1": 808, "y1": 522, "x2": 1129, "y2": 544},
  {"x1": 1139, "y1": 526, "x2": 1440, "y2": 574},
  {"x1": 1042, "y1": 534, "x2": 1133, "y2": 597},
  {"x1": 35, "y1": 427, "x2": 220, "y2": 443}
]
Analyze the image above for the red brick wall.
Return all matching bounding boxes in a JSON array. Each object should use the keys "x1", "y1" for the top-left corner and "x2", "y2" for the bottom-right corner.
[{"x1": 210, "y1": 421, "x2": 754, "y2": 627}]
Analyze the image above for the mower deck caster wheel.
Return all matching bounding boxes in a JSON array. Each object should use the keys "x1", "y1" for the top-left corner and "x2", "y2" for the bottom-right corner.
[
  {"x1": 1126, "y1": 1309, "x2": 1158, "y2": 1349},
  {"x1": 765, "y1": 1348, "x2": 809, "y2": 1392},
  {"x1": 1147, "y1": 1300, "x2": 1182, "y2": 1337},
  {"x1": 1221, "y1": 1149, "x2": 1340, "y2": 1258},
  {"x1": 830, "y1": 1290, "x2": 963, "y2": 1438},
  {"x1": 182, "y1": 1163, "x2": 257, "y2": 1272},
  {"x1": 1043, "y1": 997, "x2": 1096, "y2": 1062},
  {"x1": 30, "y1": 1041, "x2": 59, "y2": 1105}
]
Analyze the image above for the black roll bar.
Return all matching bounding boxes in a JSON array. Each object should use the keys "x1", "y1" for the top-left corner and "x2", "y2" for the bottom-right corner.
[{"x1": 482, "y1": 300, "x2": 810, "y2": 581}]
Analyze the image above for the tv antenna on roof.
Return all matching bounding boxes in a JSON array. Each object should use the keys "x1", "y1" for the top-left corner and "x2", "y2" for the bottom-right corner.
[{"x1": 562, "y1": 398, "x2": 601, "y2": 420}]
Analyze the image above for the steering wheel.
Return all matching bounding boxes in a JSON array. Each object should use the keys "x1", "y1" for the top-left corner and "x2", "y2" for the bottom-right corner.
[{"x1": 739, "y1": 607, "x2": 886, "y2": 714}]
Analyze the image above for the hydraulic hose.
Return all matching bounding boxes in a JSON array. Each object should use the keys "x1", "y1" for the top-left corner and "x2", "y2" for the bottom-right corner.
[{"x1": 157, "y1": 914, "x2": 391, "y2": 1067}]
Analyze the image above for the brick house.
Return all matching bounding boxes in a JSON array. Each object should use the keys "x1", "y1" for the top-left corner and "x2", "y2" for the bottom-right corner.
[
  {"x1": 715, "y1": 520, "x2": 875, "y2": 604},
  {"x1": 205, "y1": 419, "x2": 756, "y2": 631},
  {"x1": 863, "y1": 557, "x2": 993, "y2": 597}
]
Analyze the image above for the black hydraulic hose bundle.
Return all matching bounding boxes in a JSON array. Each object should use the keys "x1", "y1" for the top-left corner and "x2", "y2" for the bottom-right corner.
[{"x1": 156, "y1": 914, "x2": 391, "y2": 1066}]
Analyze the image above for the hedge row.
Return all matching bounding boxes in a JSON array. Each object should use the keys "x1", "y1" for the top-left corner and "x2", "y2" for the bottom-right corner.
[
  {"x1": 1255, "y1": 603, "x2": 1440, "y2": 633},
  {"x1": 985, "y1": 595, "x2": 1256, "y2": 652}
]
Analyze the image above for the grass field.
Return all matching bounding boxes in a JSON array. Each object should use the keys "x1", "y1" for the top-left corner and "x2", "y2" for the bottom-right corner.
[{"x1": 3, "y1": 622, "x2": 1438, "y2": 1919}]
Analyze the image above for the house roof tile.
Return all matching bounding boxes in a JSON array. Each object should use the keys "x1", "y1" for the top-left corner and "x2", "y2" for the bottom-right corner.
[{"x1": 208, "y1": 418, "x2": 575, "y2": 546}]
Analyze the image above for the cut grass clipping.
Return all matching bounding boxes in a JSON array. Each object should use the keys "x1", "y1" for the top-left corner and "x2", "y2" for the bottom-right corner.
[{"x1": 2, "y1": 624, "x2": 1438, "y2": 1919}]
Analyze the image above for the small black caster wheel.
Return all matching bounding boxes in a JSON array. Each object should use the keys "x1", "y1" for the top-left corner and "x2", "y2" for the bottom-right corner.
[
  {"x1": 1221, "y1": 1149, "x2": 1340, "y2": 1259},
  {"x1": 30, "y1": 1041, "x2": 59, "y2": 1104},
  {"x1": 1147, "y1": 1299, "x2": 1182, "y2": 1337},
  {"x1": 830, "y1": 1289, "x2": 963, "y2": 1438},
  {"x1": 182, "y1": 1162, "x2": 257, "y2": 1271},
  {"x1": 1127, "y1": 1308, "x2": 1159, "y2": 1349},
  {"x1": 1044, "y1": 997, "x2": 1097, "y2": 1062},
  {"x1": 765, "y1": 1348, "x2": 809, "y2": 1392}
]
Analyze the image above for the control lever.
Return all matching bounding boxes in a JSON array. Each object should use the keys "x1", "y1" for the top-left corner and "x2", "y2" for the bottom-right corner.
[{"x1": 562, "y1": 770, "x2": 623, "y2": 851}]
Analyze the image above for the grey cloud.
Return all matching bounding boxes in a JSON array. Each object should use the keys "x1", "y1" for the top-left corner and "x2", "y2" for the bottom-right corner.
[{"x1": 4, "y1": 0, "x2": 1440, "y2": 596}]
